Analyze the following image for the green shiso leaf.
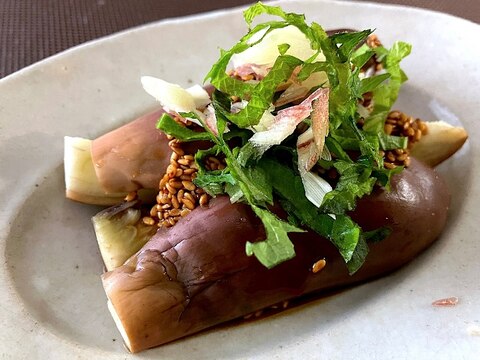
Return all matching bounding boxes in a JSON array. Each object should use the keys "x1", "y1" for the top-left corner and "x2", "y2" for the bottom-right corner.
[
  {"x1": 329, "y1": 29, "x2": 372, "y2": 62},
  {"x1": 245, "y1": 205, "x2": 304, "y2": 269},
  {"x1": 346, "y1": 235, "x2": 369, "y2": 274},
  {"x1": 258, "y1": 158, "x2": 368, "y2": 271},
  {"x1": 378, "y1": 132, "x2": 408, "y2": 150},
  {"x1": 193, "y1": 171, "x2": 236, "y2": 196},
  {"x1": 359, "y1": 73, "x2": 391, "y2": 94},
  {"x1": 363, "y1": 41, "x2": 412, "y2": 133},
  {"x1": 156, "y1": 113, "x2": 210, "y2": 141},
  {"x1": 321, "y1": 161, "x2": 377, "y2": 214}
]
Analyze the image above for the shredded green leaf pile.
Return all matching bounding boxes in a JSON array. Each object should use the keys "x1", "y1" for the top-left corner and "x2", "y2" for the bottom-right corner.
[{"x1": 156, "y1": 2, "x2": 411, "y2": 274}]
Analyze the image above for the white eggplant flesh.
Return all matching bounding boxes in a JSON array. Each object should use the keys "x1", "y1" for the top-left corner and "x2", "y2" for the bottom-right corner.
[
  {"x1": 411, "y1": 121, "x2": 468, "y2": 167},
  {"x1": 92, "y1": 201, "x2": 157, "y2": 271}
]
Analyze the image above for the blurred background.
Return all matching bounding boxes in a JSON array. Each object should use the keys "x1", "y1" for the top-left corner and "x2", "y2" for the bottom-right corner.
[{"x1": 0, "y1": 0, "x2": 478, "y2": 79}]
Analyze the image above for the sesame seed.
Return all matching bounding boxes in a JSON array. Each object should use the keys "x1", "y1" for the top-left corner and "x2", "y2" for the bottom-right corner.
[
  {"x1": 177, "y1": 158, "x2": 190, "y2": 166},
  {"x1": 183, "y1": 198, "x2": 195, "y2": 210},
  {"x1": 312, "y1": 259, "x2": 327, "y2": 273},
  {"x1": 165, "y1": 183, "x2": 177, "y2": 194},
  {"x1": 166, "y1": 165, "x2": 177, "y2": 178},
  {"x1": 184, "y1": 192, "x2": 196, "y2": 204},
  {"x1": 183, "y1": 168, "x2": 196, "y2": 175},
  {"x1": 168, "y1": 180, "x2": 183, "y2": 189},
  {"x1": 142, "y1": 217, "x2": 155, "y2": 226},
  {"x1": 200, "y1": 194, "x2": 209, "y2": 207},
  {"x1": 182, "y1": 181, "x2": 196, "y2": 191},
  {"x1": 171, "y1": 195, "x2": 180, "y2": 209},
  {"x1": 124, "y1": 191, "x2": 137, "y2": 202}
]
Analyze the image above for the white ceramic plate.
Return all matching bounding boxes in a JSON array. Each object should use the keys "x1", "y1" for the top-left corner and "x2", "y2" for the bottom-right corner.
[{"x1": 1, "y1": 1, "x2": 479, "y2": 358}]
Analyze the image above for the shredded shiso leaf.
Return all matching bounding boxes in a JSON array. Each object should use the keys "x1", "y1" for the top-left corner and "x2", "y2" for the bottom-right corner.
[{"x1": 152, "y1": 2, "x2": 411, "y2": 274}]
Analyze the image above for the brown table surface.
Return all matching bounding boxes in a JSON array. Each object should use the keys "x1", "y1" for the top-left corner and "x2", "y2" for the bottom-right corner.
[{"x1": 1, "y1": 0, "x2": 478, "y2": 79}]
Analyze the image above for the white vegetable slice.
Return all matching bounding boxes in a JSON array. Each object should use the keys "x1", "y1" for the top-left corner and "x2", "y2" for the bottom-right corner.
[
  {"x1": 141, "y1": 76, "x2": 210, "y2": 113},
  {"x1": 186, "y1": 84, "x2": 211, "y2": 109},
  {"x1": 301, "y1": 171, "x2": 332, "y2": 208},
  {"x1": 231, "y1": 25, "x2": 325, "y2": 69}
]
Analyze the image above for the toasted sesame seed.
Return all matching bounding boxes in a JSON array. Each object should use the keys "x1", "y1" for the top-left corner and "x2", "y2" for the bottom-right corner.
[
  {"x1": 159, "y1": 176, "x2": 168, "y2": 189},
  {"x1": 388, "y1": 111, "x2": 401, "y2": 119},
  {"x1": 208, "y1": 156, "x2": 221, "y2": 165},
  {"x1": 170, "y1": 152, "x2": 179, "y2": 161},
  {"x1": 165, "y1": 183, "x2": 177, "y2": 194},
  {"x1": 384, "y1": 124, "x2": 393, "y2": 135},
  {"x1": 177, "y1": 158, "x2": 190, "y2": 166},
  {"x1": 414, "y1": 129, "x2": 422, "y2": 141},
  {"x1": 177, "y1": 189, "x2": 184, "y2": 202},
  {"x1": 418, "y1": 121, "x2": 427, "y2": 133},
  {"x1": 142, "y1": 217, "x2": 155, "y2": 226},
  {"x1": 199, "y1": 194, "x2": 209, "y2": 207},
  {"x1": 180, "y1": 209, "x2": 191, "y2": 217},
  {"x1": 171, "y1": 195, "x2": 180, "y2": 209},
  {"x1": 312, "y1": 259, "x2": 327, "y2": 273},
  {"x1": 166, "y1": 164, "x2": 177, "y2": 178},
  {"x1": 183, "y1": 168, "x2": 196, "y2": 175},
  {"x1": 387, "y1": 152, "x2": 396, "y2": 162},
  {"x1": 169, "y1": 209, "x2": 181, "y2": 217},
  {"x1": 168, "y1": 180, "x2": 183, "y2": 189},
  {"x1": 182, "y1": 181, "x2": 196, "y2": 191},
  {"x1": 184, "y1": 192, "x2": 196, "y2": 204},
  {"x1": 172, "y1": 147, "x2": 184, "y2": 156},
  {"x1": 159, "y1": 193, "x2": 169, "y2": 204},
  {"x1": 183, "y1": 198, "x2": 195, "y2": 210},
  {"x1": 150, "y1": 207, "x2": 158, "y2": 217}
]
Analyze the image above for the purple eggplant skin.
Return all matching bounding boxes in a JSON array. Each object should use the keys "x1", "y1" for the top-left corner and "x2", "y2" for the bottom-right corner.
[
  {"x1": 90, "y1": 108, "x2": 212, "y2": 194},
  {"x1": 91, "y1": 109, "x2": 171, "y2": 193},
  {"x1": 102, "y1": 158, "x2": 449, "y2": 353}
]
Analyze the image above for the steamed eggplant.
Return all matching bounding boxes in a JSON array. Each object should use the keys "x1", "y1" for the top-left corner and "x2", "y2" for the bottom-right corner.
[
  {"x1": 64, "y1": 109, "x2": 171, "y2": 205},
  {"x1": 102, "y1": 158, "x2": 449, "y2": 352}
]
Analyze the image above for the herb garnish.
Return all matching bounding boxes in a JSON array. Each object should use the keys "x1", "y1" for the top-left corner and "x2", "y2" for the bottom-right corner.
[{"x1": 155, "y1": 2, "x2": 411, "y2": 274}]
